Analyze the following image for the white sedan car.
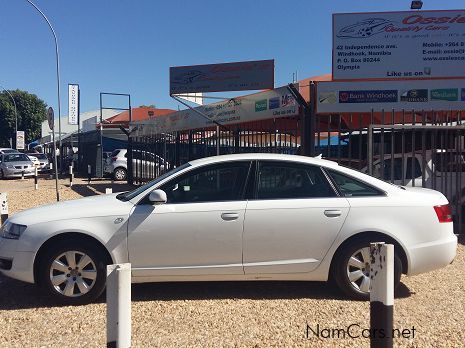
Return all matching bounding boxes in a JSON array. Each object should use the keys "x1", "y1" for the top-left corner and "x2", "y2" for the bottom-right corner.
[{"x1": 0, "y1": 154, "x2": 457, "y2": 304}]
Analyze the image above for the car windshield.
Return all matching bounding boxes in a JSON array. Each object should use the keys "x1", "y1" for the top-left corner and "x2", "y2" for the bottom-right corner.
[
  {"x1": 111, "y1": 150, "x2": 122, "y2": 157},
  {"x1": 4, "y1": 154, "x2": 30, "y2": 162},
  {"x1": 2, "y1": 149, "x2": 18, "y2": 154},
  {"x1": 116, "y1": 162, "x2": 191, "y2": 202}
]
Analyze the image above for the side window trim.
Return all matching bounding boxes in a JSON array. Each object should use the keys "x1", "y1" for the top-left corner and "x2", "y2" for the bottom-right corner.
[
  {"x1": 253, "y1": 160, "x2": 338, "y2": 200},
  {"x1": 325, "y1": 168, "x2": 387, "y2": 197},
  {"x1": 140, "y1": 160, "x2": 253, "y2": 205}
]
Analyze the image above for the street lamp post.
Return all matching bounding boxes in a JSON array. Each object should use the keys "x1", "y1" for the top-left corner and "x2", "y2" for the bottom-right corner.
[
  {"x1": 25, "y1": 0, "x2": 61, "y2": 201},
  {"x1": 0, "y1": 86, "x2": 17, "y2": 147}
]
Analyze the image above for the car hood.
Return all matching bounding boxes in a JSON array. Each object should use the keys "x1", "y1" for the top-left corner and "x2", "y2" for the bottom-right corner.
[
  {"x1": 2, "y1": 161, "x2": 33, "y2": 166},
  {"x1": 9, "y1": 193, "x2": 134, "y2": 225}
]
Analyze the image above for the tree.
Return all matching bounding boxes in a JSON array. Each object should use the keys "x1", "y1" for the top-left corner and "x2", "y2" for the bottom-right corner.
[
  {"x1": 0, "y1": 90, "x2": 47, "y2": 148},
  {"x1": 139, "y1": 104, "x2": 156, "y2": 108}
]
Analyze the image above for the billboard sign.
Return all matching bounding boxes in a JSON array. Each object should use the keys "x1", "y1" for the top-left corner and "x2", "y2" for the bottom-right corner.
[
  {"x1": 133, "y1": 86, "x2": 297, "y2": 135},
  {"x1": 68, "y1": 84, "x2": 79, "y2": 125},
  {"x1": 16, "y1": 131, "x2": 25, "y2": 150},
  {"x1": 316, "y1": 79, "x2": 465, "y2": 113},
  {"x1": 170, "y1": 59, "x2": 274, "y2": 94},
  {"x1": 333, "y1": 10, "x2": 465, "y2": 80}
]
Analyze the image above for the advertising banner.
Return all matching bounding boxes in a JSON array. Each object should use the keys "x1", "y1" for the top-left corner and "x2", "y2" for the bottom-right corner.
[
  {"x1": 68, "y1": 84, "x2": 79, "y2": 125},
  {"x1": 316, "y1": 79, "x2": 465, "y2": 113},
  {"x1": 133, "y1": 86, "x2": 297, "y2": 135},
  {"x1": 170, "y1": 59, "x2": 274, "y2": 94},
  {"x1": 333, "y1": 10, "x2": 465, "y2": 80},
  {"x1": 16, "y1": 131, "x2": 25, "y2": 150}
]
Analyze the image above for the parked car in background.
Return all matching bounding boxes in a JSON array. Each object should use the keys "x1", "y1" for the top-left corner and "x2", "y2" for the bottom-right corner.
[
  {"x1": 27, "y1": 153, "x2": 50, "y2": 172},
  {"x1": 0, "y1": 153, "x2": 457, "y2": 304},
  {"x1": 0, "y1": 153, "x2": 35, "y2": 179},
  {"x1": 26, "y1": 154, "x2": 40, "y2": 168},
  {"x1": 0, "y1": 148, "x2": 19, "y2": 154},
  {"x1": 104, "y1": 148, "x2": 169, "y2": 181}
]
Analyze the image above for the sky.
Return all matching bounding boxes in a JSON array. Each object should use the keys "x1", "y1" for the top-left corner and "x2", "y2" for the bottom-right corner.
[{"x1": 0, "y1": 0, "x2": 463, "y2": 116}]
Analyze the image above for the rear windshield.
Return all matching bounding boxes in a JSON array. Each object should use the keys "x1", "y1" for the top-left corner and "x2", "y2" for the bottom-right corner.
[
  {"x1": 111, "y1": 149, "x2": 124, "y2": 157},
  {"x1": 4, "y1": 154, "x2": 31, "y2": 162}
]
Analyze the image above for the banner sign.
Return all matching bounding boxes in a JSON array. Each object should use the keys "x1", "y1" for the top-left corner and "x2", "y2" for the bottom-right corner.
[
  {"x1": 68, "y1": 84, "x2": 79, "y2": 125},
  {"x1": 16, "y1": 131, "x2": 25, "y2": 150},
  {"x1": 132, "y1": 86, "x2": 297, "y2": 135},
  {"x1": 316, "y1": 79, "x2": 465, "y2": 113},
  {"x1": 333, "y1": 10, "x2": 465, "y2": 80},
  {"x1": 47, "y1": 107, "x2": 54, "y2": 130},
  {"x1": 170, "y1": 59, "x2": 274, "y2": 94}
]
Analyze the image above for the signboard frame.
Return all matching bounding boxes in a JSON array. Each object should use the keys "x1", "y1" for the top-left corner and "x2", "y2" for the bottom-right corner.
[{"x1": 170, "y1": 59, "x2": 274, "y2": 94}]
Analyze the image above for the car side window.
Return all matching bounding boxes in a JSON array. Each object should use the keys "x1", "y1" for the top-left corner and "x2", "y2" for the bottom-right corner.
[
  {"x1": 327, "y1": 170, "x2": 383, "y2": 197},
  {"x1": 159, "y1": 161, "x2": 251, "y2": 204},
  {"x1": 256, "y1": 161, "x2": 336, "y2": 199}
]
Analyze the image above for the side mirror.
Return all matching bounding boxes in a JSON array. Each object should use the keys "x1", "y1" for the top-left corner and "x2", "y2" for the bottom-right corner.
[{"x1": 148, "y1": 189, "x2": 167, "y2": 205}]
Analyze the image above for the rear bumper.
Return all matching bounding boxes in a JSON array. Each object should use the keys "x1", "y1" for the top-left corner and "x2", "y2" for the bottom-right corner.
[{"x1": 406, "y1": 233, "x2": 457, "y2": 276}]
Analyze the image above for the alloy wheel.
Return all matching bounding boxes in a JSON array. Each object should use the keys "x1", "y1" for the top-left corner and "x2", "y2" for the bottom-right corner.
[
  {"x1": 49, "y1": 250, "x2": 97, "y2": 297},
  {"x1": 346, "y1": 247, "x2": 371, "y2": 294}
]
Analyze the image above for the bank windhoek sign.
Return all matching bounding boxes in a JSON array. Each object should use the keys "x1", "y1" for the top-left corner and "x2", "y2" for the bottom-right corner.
[
  {"x1": 333, "y1": 10, "x2": 465, "y2": 80},
  {"x1": 316, "y1": 79, "x2": 465, "y2": 113}
]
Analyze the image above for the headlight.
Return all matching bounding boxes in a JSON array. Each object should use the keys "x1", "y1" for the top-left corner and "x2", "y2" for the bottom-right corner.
[
  {"x1": 6, "y1": 165, "x2": 14, "y2": 169},
  {"x1": 1, "y1": 221, "x2": 27, "y2": 240}
]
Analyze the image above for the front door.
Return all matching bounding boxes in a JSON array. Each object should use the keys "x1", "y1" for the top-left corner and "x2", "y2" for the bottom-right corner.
[{"x1": 127, "y1": 161, "x2": 252, "y2": 278}]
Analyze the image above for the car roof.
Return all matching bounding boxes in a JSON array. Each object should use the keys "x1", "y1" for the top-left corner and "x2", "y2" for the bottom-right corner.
[
  {"x1": 187, "y1": 153, "x2": 399, "y2": 194},
  {"x1": 188, "y1": 153, "x2": 341, "y2": 168}
]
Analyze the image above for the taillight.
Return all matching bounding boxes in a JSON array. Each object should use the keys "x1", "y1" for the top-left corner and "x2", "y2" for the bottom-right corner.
[
  {"x1": 434, "y1": 204, "x2": 453, "y2": 223},
  {"x1": 111, "y1": 157, "x2": 118, "y2": 162}
]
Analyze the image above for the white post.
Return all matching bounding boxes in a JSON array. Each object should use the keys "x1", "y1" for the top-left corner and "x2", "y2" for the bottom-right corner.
[
  {"x1": 34, "y1": 167, "x2": 39, "y2": 190},
  {"x1": 87, "y1": 164, "x2": 92, "y2": 184},
  {"x1": 107, "y1": 263, "x2": 131, "y2": 348},
  {"x1": 0, "y1": 192, "x2": 8, "y2": 225},
  {"x1": 69, "y1": 165, "x2": 73, "y2": 187},
  {"x1": 105, "y1": 188, "x2": 113, "y2": 194},
  {"x1": 369, "y1": 242, "x2": 394, "y2": 348}
]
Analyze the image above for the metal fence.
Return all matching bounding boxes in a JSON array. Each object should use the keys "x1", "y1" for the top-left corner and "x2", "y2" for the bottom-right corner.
[
  {"x1": 129, "y1": 108, "x2": 465, "y2": 233},
  {"x1": 130, "y1": 115, "x2": 302, "y2": 183}
]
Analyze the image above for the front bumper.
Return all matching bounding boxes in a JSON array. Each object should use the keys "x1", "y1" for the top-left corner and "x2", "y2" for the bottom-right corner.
[
  {"x1": 2, "y1": 167, "x2": 35, "y2": 178},
  {"x1": 0, "y1": 237, "x2": 35, "y2": 283},
  {"x1": 406, "y1": 233, "x2": 457, "y2": 276}
]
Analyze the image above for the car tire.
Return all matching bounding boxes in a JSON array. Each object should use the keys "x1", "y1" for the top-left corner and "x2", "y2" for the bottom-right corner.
[
  {"x1": 0, "y1": 169, "x2": 4, "y2": 179},
  {"x1": 333, "y1": 238, "x2": 402, "y2": 301},
  {"x1": 37, "y1": 240, "x2": 109, "y2": 305},
  {"x1": 113, "y1": 168, "x2": 127, "y2": 181}
]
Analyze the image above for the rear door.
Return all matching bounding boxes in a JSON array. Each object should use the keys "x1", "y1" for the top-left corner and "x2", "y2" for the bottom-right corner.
[{"x1": 243, "y1": 161, "x2": 350, "y2": 274}]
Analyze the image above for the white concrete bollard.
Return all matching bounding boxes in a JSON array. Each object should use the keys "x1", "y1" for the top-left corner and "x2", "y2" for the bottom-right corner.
[
  {"x1": 0, "y1": 192, "x2": 8, "y2": 225},
  {"x1": 107, "y1": 263, "x2": 131, "y2": 348},
  {"x1": 34, "y1": 167, "x2": 39, "y2": 190},
  {"x1": 369, "y1": 242, "x2": 394, "y2": 348},
  {"x1": 105, "y1": 188, "x2": 113, "y2": 194},
  {"x1": 69, "y1": 165, "x2": 74, "y2": 187}
]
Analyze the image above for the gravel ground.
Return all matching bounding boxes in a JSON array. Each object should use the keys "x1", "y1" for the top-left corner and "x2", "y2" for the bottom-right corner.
[{"x1": 0, "y1": 177, "x2": 464, "y2": 347}]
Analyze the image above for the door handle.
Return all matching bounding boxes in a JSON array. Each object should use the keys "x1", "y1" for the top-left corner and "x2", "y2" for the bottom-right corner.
[
  {"x1": 221, "y1": 212, "x2": 239, "y2": 221},
  {"x1": 324, "y1": 210, "x2": 342, "y2": 217}
]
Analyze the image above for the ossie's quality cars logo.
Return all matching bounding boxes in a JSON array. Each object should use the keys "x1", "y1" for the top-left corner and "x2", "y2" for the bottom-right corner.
[{"x1": 338, "y1": 13, "x2": 465, "y2": 38}]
